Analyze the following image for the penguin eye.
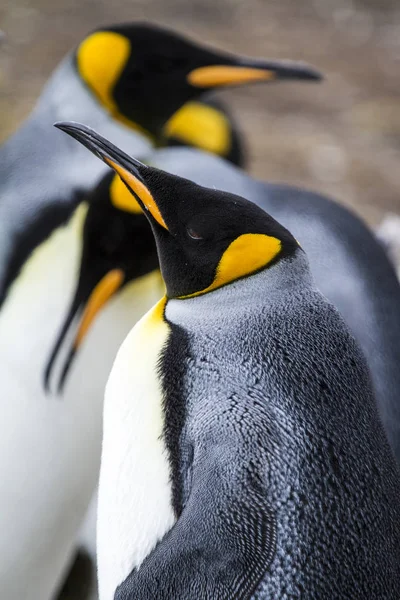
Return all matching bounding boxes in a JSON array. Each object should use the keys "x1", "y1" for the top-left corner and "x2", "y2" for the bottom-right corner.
[
  {"x1": 187, "y1": 227, "x2": 203, "y2": 240},
  {"x1": 127, "y1": 66, "x2": 145, "y2": 82},
  {"x1": 146, "y1": 56, "x2": 184, "y2": 74}
]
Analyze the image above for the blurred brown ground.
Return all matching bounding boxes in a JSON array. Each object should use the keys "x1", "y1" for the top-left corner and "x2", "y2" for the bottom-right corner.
[{"x1": 1, "y1": 0, "x2": 400, "y2": 225}]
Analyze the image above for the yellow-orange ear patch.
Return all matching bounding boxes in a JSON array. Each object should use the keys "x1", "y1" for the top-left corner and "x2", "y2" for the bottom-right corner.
[
  {"x1": 76, "y1": 32, "x2": 151, "y2": 138},
  {"x1": 110, "y1": 174, "x2": 142, "y2": 214},
  {"x1": 165, "y1": 101, "x2": 231, "y2": 157},
  {"x1": 187, "y1": 65, "x2": 275, "y2": 88},
  {"x1": 181, "y1": 233, "x2": 281, "y2": 298},
  {"x1": 106, "y1": 159, "x2": 168, "y2": 230},
  {"x1": 77, "y1": 32, "x2": 130, "y2": 112}
]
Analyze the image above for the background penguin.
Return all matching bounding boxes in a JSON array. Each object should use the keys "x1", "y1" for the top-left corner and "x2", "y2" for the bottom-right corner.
[
  {"x1": 144, "y1": 146, "x2": 400, "y2": 467},
  {"x1": 0, "y1": 169, "x2": 162, "y2": 600},
  {"x1": 0, "y1": 24, "x2": 321, "y2": 600},
  {"x1": 0, "y1": 20, "x2": 320, "y2": 296},
  {"x1": 61, "y1": 122, "x2": 400, "y2": 600}
]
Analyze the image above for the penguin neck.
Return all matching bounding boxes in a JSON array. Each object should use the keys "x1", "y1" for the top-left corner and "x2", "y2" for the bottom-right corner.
[
  {"x1": 35, "y1": 55, "x2": 108, "y2": 127},
  {"x1": 166, "y1": 251, "x2": 313, "y2": 327},
  {"x1": 1, "y1": 55, "x2": 151, "y2": 185},
  {"x1": 0, "y1": 55, "x2": 151, "y2": 293},
  {"x1": 36, "y1": 55, "x2": 152, "y2": 149}
]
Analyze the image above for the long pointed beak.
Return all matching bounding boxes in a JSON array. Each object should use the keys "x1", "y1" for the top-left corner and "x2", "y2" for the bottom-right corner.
[
  {"x1": 44, "y1": 267, "x2": 125, "y2": 394},
  {"x1": 187, "y1": 58, "x2": 322, "y2": 88},
  {"x1": 55, "y1": 122, "x2": 168, "y2": 230}
]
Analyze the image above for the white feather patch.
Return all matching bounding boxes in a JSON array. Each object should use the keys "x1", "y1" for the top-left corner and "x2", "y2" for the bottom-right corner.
[
  {"x1": 0, "y1": 204, "x2": 164, "y2": 600},
  {"x1": 97, "y1": 298, "x2": 176, "y2": 600}
]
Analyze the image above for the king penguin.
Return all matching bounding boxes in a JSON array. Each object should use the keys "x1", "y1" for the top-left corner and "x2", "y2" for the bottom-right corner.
[
  {"x1": 143, "y1": 146, "x2": 400, "y2": 468},
  {"x1": 60, "y1": 122, "x2": 400, "y2": 600},
  {"x1": 0, "y1": 24, "x2": 322, "y2": 600}
]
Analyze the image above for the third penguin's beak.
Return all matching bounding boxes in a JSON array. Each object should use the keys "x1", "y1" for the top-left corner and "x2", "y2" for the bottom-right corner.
[
  {"x1": 55, "y1": 122, "x2": 168, "y2": 231},
  {"x1": 187, "y1": 58, "x2": 322, "y2": 88},
  {"x1": 44, "y1": 267, "x2": 125, "y2": 393}
]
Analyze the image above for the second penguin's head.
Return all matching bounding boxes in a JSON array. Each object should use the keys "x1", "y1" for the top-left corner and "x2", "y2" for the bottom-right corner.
[{"x1": 74, "y1": 21, "x2": 322, "y2": 140}]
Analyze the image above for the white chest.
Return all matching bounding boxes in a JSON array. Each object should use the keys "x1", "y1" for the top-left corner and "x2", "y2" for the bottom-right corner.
[
  {"x1": 0, "y1": 206, "x2": 87, "y2": 599},
  {"x1": 97, "y1": 298, "x2": 176, "y2": 600},
  {"x1": 0, "y1": 205, "x2": 164, "y2": 599}
]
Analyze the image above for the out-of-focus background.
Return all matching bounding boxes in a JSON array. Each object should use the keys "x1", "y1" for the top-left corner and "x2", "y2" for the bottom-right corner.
[{"x1": 1, "y1": 0, "x2": 399, "y2": 225}]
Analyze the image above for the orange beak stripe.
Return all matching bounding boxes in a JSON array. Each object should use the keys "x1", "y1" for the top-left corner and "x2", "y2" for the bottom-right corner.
[
  {"x1": 187, "y1": 65, "x2": 276, "y2": 88},
  {"x1": 106, "y1": 159, "x2": 168, "y2": 230},
  {"x1": 74, "y1": 269, "x2": 125, "y2": 349}
]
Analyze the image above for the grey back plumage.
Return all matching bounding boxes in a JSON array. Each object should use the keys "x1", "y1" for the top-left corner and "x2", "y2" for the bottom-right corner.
[
  {"x1": 149, "y1": 148, "x2": 400, "y2": 464},
  {"x1": 117, "y1": 252, "x2": 400, "y2": 598}
]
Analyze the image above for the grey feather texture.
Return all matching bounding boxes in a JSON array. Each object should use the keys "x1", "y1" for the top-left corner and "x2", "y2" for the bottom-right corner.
[
  {"x1": 117, "y1": 252, "x2": 400, "y2": 599},
  {"x1": 149, "y1": 148, "x2": 400, "y2": 465}
]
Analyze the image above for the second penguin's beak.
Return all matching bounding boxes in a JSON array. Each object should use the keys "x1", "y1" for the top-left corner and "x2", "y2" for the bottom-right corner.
[
  {"x1": 55, "y1": 122, "x2": 168, "y2": 231},
  {"x1": 187, "y1": 58, "x2": 322, "y2": 88}
]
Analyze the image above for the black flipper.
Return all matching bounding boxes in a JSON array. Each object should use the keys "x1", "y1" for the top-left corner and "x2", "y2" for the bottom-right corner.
[{"x1": 116, "y1": 441, "x2": 276, "y2": 600}]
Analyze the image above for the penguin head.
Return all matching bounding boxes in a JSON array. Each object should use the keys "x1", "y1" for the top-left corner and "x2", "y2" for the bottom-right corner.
[
  {"x1": 75, "y1": 22, "x2": 322, "y2": 139},
  {"x1": 56, "y1": 122, "x2": 300, "y2": 300},
  {"x1": 44, "y1": 170, "x2": 158, "y2": 393}
]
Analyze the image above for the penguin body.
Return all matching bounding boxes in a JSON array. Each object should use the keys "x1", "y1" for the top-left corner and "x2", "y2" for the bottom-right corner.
[
  {"x1": 147, "y1": 148, "x2": 400, "y2": 464},
  {"x1": 0, "y1": 25, "x2": 322, "y2": 598},
  {"x1": 61, "y1": 123, "x2": 400, "y2": 599},
  {"x1": 0, "y1": 191, "x2": 162, "y2": 600},
  {"x1": 111, "y1": 263, "x2": 400, "y2": 600}
]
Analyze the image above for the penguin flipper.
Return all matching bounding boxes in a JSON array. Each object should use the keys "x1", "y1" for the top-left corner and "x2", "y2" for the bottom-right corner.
[{"x1": 115, "y1": 448, "x2": 276, "y2": 599}]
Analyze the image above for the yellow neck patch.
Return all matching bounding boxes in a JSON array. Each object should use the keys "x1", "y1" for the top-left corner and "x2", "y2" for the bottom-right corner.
[
  {"x1": 164, "y1": 101, "x2": 231, "y2": 157},
  {"x1": 76, "y1": 31, "x2": 151, "y2": 138},
  {"x1": 110, "y1": 174, "x2": 142, "y2": 214},
  {"x1": 180, "y1": 233, "x2": 281, "y2": 299},
  {"x1": 148, "y1": 295, "x2": 168, "y2": 326}
]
